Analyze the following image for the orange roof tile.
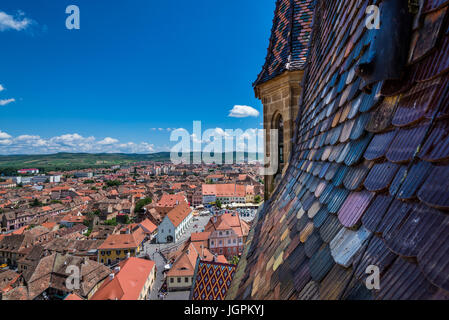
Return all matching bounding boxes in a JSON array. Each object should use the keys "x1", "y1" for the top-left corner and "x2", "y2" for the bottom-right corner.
[
  {"x1": 90, "y1": 257, "x2": 155, "y2": 300},
  {"x1": 65, "y1": 293, "x2": 83, "y2": 300},
  {"x1": 156, "y1": 193, "x2": 187, "y2": 208},
  {"x1": 166, "y1": 202, "x2": 192, "y2": 228},
  {"x1": 139, "y1": 219, "x2": 157, "y2": 234},
  {"x1": 99, "y1": 228, "x2": 145, "y2": 250}
]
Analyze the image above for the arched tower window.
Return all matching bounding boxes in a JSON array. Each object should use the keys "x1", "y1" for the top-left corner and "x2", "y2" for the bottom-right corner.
[{"x1": 273, "y1": 114, "x2": 285, "y2": 175}]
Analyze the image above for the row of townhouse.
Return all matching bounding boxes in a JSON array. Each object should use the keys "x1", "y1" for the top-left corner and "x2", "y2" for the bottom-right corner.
[{"x1": 202, "y1": 184, "x2": 255, "y2": 205}]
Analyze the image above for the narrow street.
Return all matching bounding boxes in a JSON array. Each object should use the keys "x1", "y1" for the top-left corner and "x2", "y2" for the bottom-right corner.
[{"x1": 144, "y1": 214, "x2": 211, "y2": 300}]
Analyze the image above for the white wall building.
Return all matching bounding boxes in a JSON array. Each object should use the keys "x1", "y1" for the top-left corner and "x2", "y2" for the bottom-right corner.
[{"x1": 157, "y1": 203, "x2": 193, "y2": 244}]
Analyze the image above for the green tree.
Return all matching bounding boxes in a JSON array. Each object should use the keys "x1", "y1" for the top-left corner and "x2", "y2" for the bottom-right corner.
[
  {"x1": 229, "y1": 256, "x2": 240, "y2": 265},
  {"x1": 135, "y1": 197, "x2": 152, "y2": 213},
  {"x1": 30, "y1": 198, "x2": 43, "y2": 207},
  {"x1": 106, "y1": 180, "x2": 122, "y2": 187},
  {"x1": 254, "y1": 195, "x2": 262, "y2": 204},
  {"x1": 105, "y1": 217, "x2": 118, "y2": 226},
  {"x1": 215, "y1": 199, "x2": 222, "y2": 208}
]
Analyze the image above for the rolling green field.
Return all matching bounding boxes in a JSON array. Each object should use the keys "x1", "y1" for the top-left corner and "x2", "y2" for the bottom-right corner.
[
  {"x1": 0, "y1": 152, "x2": 263, "y2": 175},
  {"x1": 0, "y1": 152, "x2": 171, "y2": 174}
]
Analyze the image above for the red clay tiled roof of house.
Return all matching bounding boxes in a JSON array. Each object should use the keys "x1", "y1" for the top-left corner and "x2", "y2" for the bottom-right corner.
[
  {"x1": 90, "y1": 257, "x2": 155, "y2": 300},
  {"x1": 191, "y1": 232, "x2": 211, "y2": 242},
  {"x1": 0, "y1": 270, "x2": 21, "y2": 293},
  {"x1": 166, "y1": 202, "x2": 192, "y2": 228},
  {"x1": 172, "y1": 183, "x2": 183, "y2": 189},
  {"x1": 1, "y1": 286, "x2": 28, "y2": 300},
  {"x1": 139, "y1": 219, "x2": 157, "y2": 234},
  {"x1": 202, "y1": 184, "x2": 246, "y2": 197},
  {"x1": 167, "y1": 243, "x2": 201, "y2": 277},
  {"x1": 12, "y1": 226, "x2": 27, "y2": 235},
  {"x1": 156, "y1": 193, "x2": 187, "y2": 207},
  {"x1": 206, "y1": 213, "x2": 250, "y2": 238},
  {"x1": 206, "y1": 174, "x2": 224, "y2": 179},
  {"x1": 216, "y1": 255, "x2": 228, "y2": 264},
  {"x1": 98, "y1": 228, "x2": 145, "y2": 250},
  {"x1": 51, "y1": 186, "x2": 71, "y2": 191},
  {"x1": 61, "y1": 215, "x2": 86, "y2": 223},
  {"x1": 98, "y1": 233, "x2": 137, "y2": 250},
  {"x1": 41, "y1": 222, "x2": 57, "y2": 230},
  {"x1": 64, "y1": 293, "x2": 84, "y2": 300}
]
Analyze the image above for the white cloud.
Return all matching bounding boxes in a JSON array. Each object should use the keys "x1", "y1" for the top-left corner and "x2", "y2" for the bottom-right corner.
[
  {"x1": 0, "y1": 131, "x2": 12, "y2": 140},
  {"x1": 228, "y1": 105, "x2": 260, "y2": 118},
  {"x1": 0, "y1": 85, "x2": 4, "y2": 92},
  {"x1": 98, "y1": 137, "x2": 119, "y2": 145},
  {"x1": 0, "y1": 139, "x2": 12, "y2": 146},
  {"x1": 0, "y1": 132, "x2": 155, "y2": 155},
  {"x1": 0, "y1": 98, "x2": 15, "y2": 106},
  {"x1": 151, "y1": 127, "x2": 173, "y2": 132},
  {"x1": 0, "y1": 11, "x2": 32, "y2": 32}
]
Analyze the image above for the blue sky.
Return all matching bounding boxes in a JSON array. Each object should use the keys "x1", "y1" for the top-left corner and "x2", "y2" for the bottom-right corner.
[{"x1": 0, "y1": 0, "x2": 275, "y2": 154}]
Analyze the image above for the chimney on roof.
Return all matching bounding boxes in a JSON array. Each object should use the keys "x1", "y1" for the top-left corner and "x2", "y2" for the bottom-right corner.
[
  {"x1": 114, "y1": 266, "x2": 120, "y2": 273},
  {"x1": 127, "y1": 252, "x2": 130, "y2": 258},
  {"x1": 109, "y1": 273, "x2": 115, "y2": 280}
]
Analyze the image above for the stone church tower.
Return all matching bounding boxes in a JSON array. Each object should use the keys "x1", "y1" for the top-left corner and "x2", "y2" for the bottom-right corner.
[{"x1": 254, "y1": 0, "x2": 315, "y2": 199}]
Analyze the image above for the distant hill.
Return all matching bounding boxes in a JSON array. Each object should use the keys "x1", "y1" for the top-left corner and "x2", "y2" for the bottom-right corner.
[
  {"x1": 0, "y1": 152, "x2": 171, "y2": 175},
  {"x1": 0, "y1": 152, "x2": 263, "y2": 175}
]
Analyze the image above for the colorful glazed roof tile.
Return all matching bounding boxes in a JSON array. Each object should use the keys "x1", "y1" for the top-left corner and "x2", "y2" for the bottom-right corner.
[
  {"x1": 254, "y1": 0, "x2": 315, "y2": 86},
  {"x1": 190, "y1": 260, "x2": 236, "y2": 300},
  {"x1": 228, "y1": 0, "x2": 449, "y2": 300}
]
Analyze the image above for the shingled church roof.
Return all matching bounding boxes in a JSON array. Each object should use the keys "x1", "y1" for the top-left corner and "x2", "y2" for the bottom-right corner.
[
  {"x1": 228, "y1": 0, "x2": 449, "y2": 300},
  {"x1": 190, "y1": 260, "x2": 237, "y2": 300},
  {"x1": 254, "y1": 0, "x2": 315, "y2": 86}
]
